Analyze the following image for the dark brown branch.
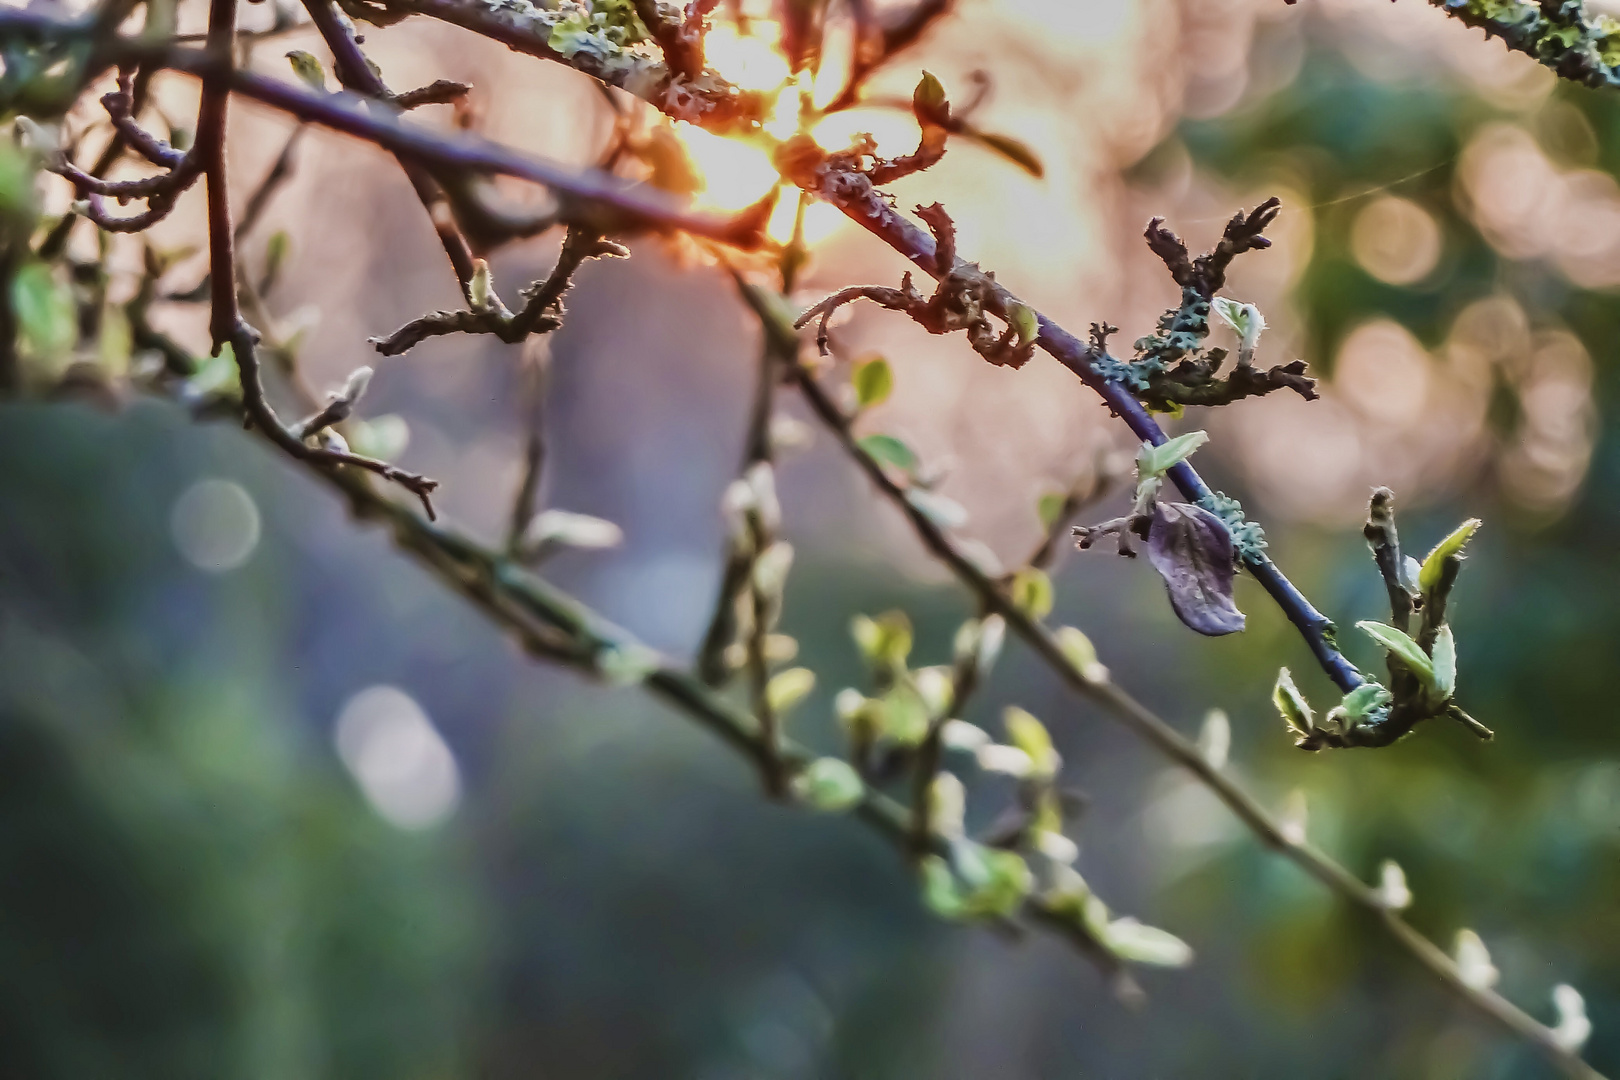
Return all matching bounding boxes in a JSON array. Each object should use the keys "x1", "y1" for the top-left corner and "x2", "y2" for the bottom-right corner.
[
  {"x1": 392, "y1": 78, "x2": 471, "y2": 109},
  {"x1": 192, "y1": 0, "x2": 441, "y2": 516},
  {"x1": 1140, "y1": 356, "x2": 1317, "y2": 410},
  {"x1": 45, "y1": 67, "x2": 201, "y2": 234},
  {"x1": 101, "y1": 68, "x2": 188, "y2": 169}
]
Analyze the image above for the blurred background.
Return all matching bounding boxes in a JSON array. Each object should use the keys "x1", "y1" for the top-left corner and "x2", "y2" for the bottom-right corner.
[{"x1": 4, "y1": 0, "x2": 1620, "y2": 1076}]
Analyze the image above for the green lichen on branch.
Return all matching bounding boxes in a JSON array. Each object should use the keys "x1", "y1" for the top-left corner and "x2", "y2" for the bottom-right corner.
[
  {"x1": 367, "y1": 0, "x2": 766, "y2": 129},
  {"x1": 1087, "y1": 199, "x2": 1318, "y2": 412},
  {"x1": 1424, "y1": 0, "x2": 1620, "y2": 89},
  {"x1": 1198, "y1": 490, "x2": 1267, "y2": 562}
]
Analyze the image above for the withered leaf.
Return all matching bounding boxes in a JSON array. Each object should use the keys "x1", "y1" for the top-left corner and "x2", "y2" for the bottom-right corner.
[{"x1": 1146, "y1": 502, "x2": 1246, "y2": 636}]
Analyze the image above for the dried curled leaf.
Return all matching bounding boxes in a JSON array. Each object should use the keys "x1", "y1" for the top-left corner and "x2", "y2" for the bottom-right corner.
[{"x1": 1145, "y1": 502, "x2": 1245, "y2": 636}]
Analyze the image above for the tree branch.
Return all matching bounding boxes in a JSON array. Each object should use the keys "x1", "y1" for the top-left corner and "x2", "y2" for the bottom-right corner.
[
  {"x1": 774, "y1": 143, "x2": 1359, "y2": 689},
  {"x1": 780, "y1": 320, "x2": 1601, "y2": 1080}
]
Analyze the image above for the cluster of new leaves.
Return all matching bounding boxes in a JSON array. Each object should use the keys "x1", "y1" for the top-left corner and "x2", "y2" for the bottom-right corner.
[
  {"x1": 835, "y1": 609, "x2": 1190, "y2": 971},
  {"x1": 1274, "y1": 490, "x2": 1491, "y2": 751}
]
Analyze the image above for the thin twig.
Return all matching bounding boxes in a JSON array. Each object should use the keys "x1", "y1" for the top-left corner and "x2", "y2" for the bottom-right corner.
[
  {"x1": 234, "y1": 124, "x2": 305, "y2": 243},
  {"x1": 506, "y1": 343, "x2": 548, "y2": 555},
  {"x1": 193, "y1": 0, "x2": 441, "y2": 517}
]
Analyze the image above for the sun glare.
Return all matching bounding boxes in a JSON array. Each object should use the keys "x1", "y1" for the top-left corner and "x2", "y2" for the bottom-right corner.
[
  {"x1": 702, "y1": 23, "x2": 792, "y2": 94},
  {"x1": 675, "y1": 17, "x2": 878, "y2": 247}
]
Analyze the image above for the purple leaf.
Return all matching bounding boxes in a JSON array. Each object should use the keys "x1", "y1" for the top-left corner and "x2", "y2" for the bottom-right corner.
[{"x1": 1146, "y1": 502, "x2": 1246, "y2": 636}]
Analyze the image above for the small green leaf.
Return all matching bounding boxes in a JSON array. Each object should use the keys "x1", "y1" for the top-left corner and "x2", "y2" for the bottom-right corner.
[
  {"x1": 1356, "y1": 621, "x2": 1435, "y2": 685},
  {"x1": 1055, "y1": 626, "x2": 1108, "y2": 682},
  {"x1": 1340, "y1": 681, "x2": 1393, "y2": 720},
  {"x1": 1272, "y1": 667, "x2": 1315, "y2": 737},
  {"x1": 912, "y1": 70, "x2": 949, "y2": 125},
  {"x1": 347, "y1": 414, "x2": 410, "y2": 462},
  {"x1": 1419, "y1": 519, "x2": 1482, "y2": 592},
  {"x1": 751, "y1": 541, "x2": 795, "y2": 600},
  {"x1": 0, "y1": 139, "x2": 40, "y2": 223},
  {"x1": 974, "y1": 847, "x2": 1034, "y2": 916},
  {"x1": 1211, "y1": 297, "x2": 1266, "y2": 349},
  {"x1": 906, "y1": 488, "x2": 968, "y2": 529},
  {"x1": 182, "y1": 342, "x2": 241, "y2": 401},
  {"x1": 765, "y1": 666, "x2": 816, "y2": 714},
  {"x1": 1010, "y1": 567, "x2": 1053, "y2": 619},
  {"x1": 913, "y1": 665, "x2": 954, "y2": 717},
  {"x1": 1136, "y1": 430, "x2": 1209, "y2": 480},
  {"x1": 468, "y1": 258, "x2": 494, "y2": 312},
  {"x1": 920, "y1": 854, "x2": 966, "y2": 918},
  {"x1": 1455, "y1": 929, "x2": 1499, "y2": 991},
  {"x1": 1006, "y1": 301, "x2": 1039, "y2": 347},
  {"x1": 1377, "y1": 859, "x2": 1412, "y2": 910},
  {"x1": 928, "y1": 771, "x2": 966, "y2": 836},
  {"x1": 1037, "y1": 491, "x2": 1067, "y2": 530},
  {"x1": 857, "y1": 433, "x2": 918, "y2": 474},
  {"x1": 879, "y1": 685, "x2": 930, "y2": 744},
  {"x1": 1432, "y1": 624, "x2": 1456, "y2": 701},
  {"x1": 851, "y1": 610, "x2": 912, "y2": 668},
  {"x1": 1003, "y1": 706, "x2": 1058, "y2": 777},
  {"x1": 522, "y1": 508, "x2": 623, "y2": 553},
  {"x1": 263, "y1": 229, "x2": 291, "y2": 283},
  {"x1": 957, "y1": 613, "x2": 1005, "y2": 675},
  {"x1": 1106, "y1": 918, "x2": 1194, "y2": 967},
  {"x1": 792, "y1": 757, "x2": 864, "y2": 812},
  {"x1": 11, "y1": 261, "x2": 75, "y2": 358},
  {"x1": 1551, "y1": 984, "x2": 1592, "y2": 1054},
  {"x1": 97, "y1": 305, "x2": 132, "y2": 372},
  {"x1": 285, "y1": 50, "x2": 328, "y2": 92},
  {"x1": 851, "y1": 354, "x2": 893, "y2": 409}
]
